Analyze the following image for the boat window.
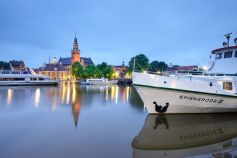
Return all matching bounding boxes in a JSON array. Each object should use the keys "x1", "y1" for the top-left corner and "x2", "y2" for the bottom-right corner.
[
  {"x1": 0, "y1": 78, "x2": 25, "y2": 81},
  {"x1": 2, "y1": 71, "x2": 10, "y2": 74},
  {"x1": 38, "y1": 78, "x2": 45, "y2": 80},
  {"x1": 30, "y1": 78, "x2": 37, "y2": 81},
  {"x1": 224, "y1": 51, "x2": 233, "y2": 58},
  {"x1": 11, "y1": 71, "x2": 20, "y2": 74},
  {"x1": 215, "y1": 53, "x2": 222, "y2": 59},
  {"x1": 223, "y1": 82, "x2": 233, "y2": 91},
  {"x1": 14, "y1": 78, "x2": 25, "y2": 81},
  {"x1": 235, "y1": 51, "x2": 237, "y2": 57}
]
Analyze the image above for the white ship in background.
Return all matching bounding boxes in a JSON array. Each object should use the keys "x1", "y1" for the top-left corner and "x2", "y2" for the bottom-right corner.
[
  {"x1": 0, "y1": 70, "x2": 58, "y2": 86},
  {"x1": 132, "y1": 33, "x2": 237, "y2": 113},
  {"x1": 132, "y1": 114, "x2": 237, "y2": 158}
]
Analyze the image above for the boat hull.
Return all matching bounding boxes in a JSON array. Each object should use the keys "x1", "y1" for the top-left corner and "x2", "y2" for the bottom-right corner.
[
  {"x1": 134, "y1": 85, "x2": 237, "y2": 113},
  {"x1": 0, "y1": 81, "x2": 58, "y2": 86},
  {"x1": 132, "y1": 114, "x2": 237, "y2": 158}
]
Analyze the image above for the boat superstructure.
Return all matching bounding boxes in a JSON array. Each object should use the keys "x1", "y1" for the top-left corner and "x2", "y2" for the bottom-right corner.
[
  {"x1": 0, "y1": 70, "x2": 58, "y2": 86},
  {"x1": 132, "y1": 34, "x2": 237, "y2": 113}
]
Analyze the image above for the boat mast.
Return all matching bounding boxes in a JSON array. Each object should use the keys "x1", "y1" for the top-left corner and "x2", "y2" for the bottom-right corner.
[
  {"x1": 224, "y1": 33, "x2": 232, "y2": 47},
  {"x1": 133, "y1": 58, "x2": 136, "y2": 72}
]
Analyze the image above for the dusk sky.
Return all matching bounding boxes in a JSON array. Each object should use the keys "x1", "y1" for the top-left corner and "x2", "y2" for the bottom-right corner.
[{"x1": 0, "y1": 0, "x2": 237, "y2": 68}]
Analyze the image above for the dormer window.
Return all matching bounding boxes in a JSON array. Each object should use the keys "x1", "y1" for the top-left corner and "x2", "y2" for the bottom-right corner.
[
  {"x1": 224, "y1": 51, "x2": 233, "y2": 58},
  {"x1": 215, "y1": 53, "x2": 222, "y2": 59}
]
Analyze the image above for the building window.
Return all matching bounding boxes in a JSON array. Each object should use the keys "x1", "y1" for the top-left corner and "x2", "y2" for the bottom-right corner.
[
  {"x1": 224, "y1": 51, "x2": 233, "y2": 58},
  {"x1": 215, "y1": 53, "x2": 222, "y2": 59},
  {"x1": 223, "y1": 82, "x2": 233, "y2": 91},
  {"x1": 235, "y1": 51, "x2": 237, "y2": 57}
]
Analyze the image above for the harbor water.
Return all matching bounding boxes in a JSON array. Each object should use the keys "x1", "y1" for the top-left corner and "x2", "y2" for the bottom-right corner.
[{"x1": 0, "y1": 85, "x2": 237, "y2": 158}]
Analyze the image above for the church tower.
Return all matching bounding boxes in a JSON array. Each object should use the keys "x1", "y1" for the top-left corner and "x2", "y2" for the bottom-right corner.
[{"x1": 71, "y1": 35, "x2": 81, "y2": 64}]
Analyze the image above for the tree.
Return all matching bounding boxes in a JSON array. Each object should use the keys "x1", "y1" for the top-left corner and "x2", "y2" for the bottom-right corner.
[
  {"x1": 84, "y1": 64, "x2": 102, "y2": 78},
  {"x1": 149, "y1": 60, "x2": 168, "y2": 72},
  {"x1": 71, "y1": 62, "x2": 84, "y2": 79},
  {"x1": 128, "y1": 54, "x2": 149, "y2": 72},
  {"x1": 97, "y1": 62, "x2": 114, "y2": 79}
]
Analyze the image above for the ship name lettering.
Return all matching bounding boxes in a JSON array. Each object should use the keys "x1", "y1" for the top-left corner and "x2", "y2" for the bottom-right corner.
[{"x1": 179, "y1": 95, "x2": 223, "y2": 104}]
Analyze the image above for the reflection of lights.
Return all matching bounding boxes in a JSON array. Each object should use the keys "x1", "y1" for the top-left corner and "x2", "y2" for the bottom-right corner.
[
  {"x1": 7, "y1": 88, "x2": 13, "y2": 106},
  {"x1": 34, "y1": 88, "x2": 40, "y2": 108},
  {"x1": 171, "y1": 81, "x2": 176, "y2": 88},
  {"x1": 115, "y1": 86, "x2": 119, "y2": 104},
  {"x1": 72, "y1": 84, "x2": 76, "y2": 104},
  {"x1": 66, "y1": 85, "x2": 71, "y2": 104},
  {"x1": 61, "y1": 85, "x2": 66, "y2": 104},
  {"x1": 105, "y1": 87, "x2": 109, "y2": 101},
  {"x1": 111, "y1": 86, "x2": 115, "y2": 100},
  {"x1": 126, "y1": 86, "x2": 130, "y2": 102}
]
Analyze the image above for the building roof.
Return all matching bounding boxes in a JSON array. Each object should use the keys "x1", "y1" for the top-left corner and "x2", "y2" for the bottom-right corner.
[
  {"x1": 58, "y1": 57, "x2": 71, "y2": 66},
  {"x1": 81, "y1": 57, "x2": 94, "y2": 66},
  {"x1": 37, "y1": 63, "x2": 67, "y2": 71},
  {"x1": 58, "y1": 57, "x2": 94, "y2": 67}
]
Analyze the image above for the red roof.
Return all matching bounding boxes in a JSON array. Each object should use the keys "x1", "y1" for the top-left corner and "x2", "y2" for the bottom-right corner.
[{"x1": 211, "y1": 46, "x2": 237, "y2": 54}]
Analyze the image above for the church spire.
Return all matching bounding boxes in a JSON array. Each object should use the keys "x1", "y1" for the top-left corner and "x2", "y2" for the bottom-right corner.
[
  {"x1": 73, "y1": 33, "x2": 79, "y2": 51},
  {"x1": 74, "y1": 33, "x2": 77, "y2": 43}
]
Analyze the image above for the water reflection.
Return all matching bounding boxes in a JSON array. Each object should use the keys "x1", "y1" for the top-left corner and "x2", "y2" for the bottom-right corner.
[
  {"x1": 7, "y1": 88, "x2": 13, "y2": 106},
  {"x1": 132, "y1": 114, "x2": 237, "y2": 158},
  {"x1": 0, "y1": 85, "x2": 143, "y2": 127}
]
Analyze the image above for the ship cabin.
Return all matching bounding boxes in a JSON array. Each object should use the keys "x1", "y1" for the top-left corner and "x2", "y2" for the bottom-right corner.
[{"x1": 209, "y1": 34, "x2": 237, "y2": 75}]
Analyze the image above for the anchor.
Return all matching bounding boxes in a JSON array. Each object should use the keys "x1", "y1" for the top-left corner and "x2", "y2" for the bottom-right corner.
[{"x1": 153, "y1": 102, "x2": 169, "y2": 113}]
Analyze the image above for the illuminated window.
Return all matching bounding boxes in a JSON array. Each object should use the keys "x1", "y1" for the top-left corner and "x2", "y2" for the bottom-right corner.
[
  {"x1": 223, "y1": 82, "x2": 233, "y2": 91},
  {"x1": 224, "y1": 51, "x2": 233, "y2": 58}
]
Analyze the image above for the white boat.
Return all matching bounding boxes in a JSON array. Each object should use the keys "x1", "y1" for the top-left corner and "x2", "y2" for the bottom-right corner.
[
  {"x1": 132, "y1": 114, "x2": 237, "y2": 158},
  {"x1": 0, "y1": 70, "x2": 58, "y2": 86},
  {"x1": 132, "y1": 34, "x2": 237, "y2": 113},
  {"x1": 80, "y1": 78, "x2": 118, "y2": 85}
]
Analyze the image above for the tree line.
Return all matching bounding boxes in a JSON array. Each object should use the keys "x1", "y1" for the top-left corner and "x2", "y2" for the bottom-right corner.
[
  {"x1": 128, "y1": 54, "x2": 168, "y2": 73},
  {"x1": 71, "y1": 54, "x2": 168, "y2": 79},
  {"x1": 71, "y1": 62, "x2": 115, "y2": 79}
]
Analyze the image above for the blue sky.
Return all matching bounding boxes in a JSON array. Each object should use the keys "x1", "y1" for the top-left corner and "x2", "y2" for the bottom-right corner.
[{"x1": 0, "y1": 0, "x2": 237, "y2": 68}]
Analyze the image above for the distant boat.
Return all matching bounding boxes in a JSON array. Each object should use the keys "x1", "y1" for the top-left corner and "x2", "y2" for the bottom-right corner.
[
  {"x1": 0, "y1": 70, "x2": 58, "y2": 86},
  {"x1": 80, "y1": 78, "x2": 118, "y2": 85},
  {"x1": 132, "y1": 114, "x2": 237, "y2": 158},
  {"x1": 132, "y1": 34, "x2": 237, "y2": 113}
]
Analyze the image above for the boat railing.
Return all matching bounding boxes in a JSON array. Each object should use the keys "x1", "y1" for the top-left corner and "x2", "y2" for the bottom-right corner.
[{"x1": 133, "y1": 70, "x2": 169, "y2": 76}]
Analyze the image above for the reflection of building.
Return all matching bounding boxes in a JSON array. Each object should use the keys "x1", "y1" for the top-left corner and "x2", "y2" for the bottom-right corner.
[
  {"x1": 37, "y1": 35, "x2": 94, "y2": 80},
  {"x1": 72, "y1": 96, "x2": 81, "y2": 127}
]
